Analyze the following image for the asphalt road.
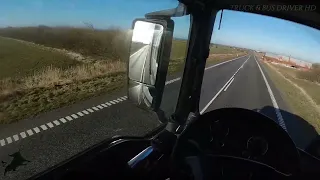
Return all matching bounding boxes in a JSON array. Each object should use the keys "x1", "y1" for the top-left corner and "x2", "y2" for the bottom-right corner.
[
  {"x1": 0, "y1": 54, "x2": 312, "y2": 179},
  {"x1": 129, "y1": 45, "x2": 152, "y2": 84}
]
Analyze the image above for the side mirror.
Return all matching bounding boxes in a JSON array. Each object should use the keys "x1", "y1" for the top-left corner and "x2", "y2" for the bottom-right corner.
[{"x1": 127, "y1": 19, "x2": 174, "y2": 111}]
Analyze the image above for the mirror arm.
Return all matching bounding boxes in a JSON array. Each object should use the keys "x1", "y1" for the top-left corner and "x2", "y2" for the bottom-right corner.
[
  {"x1": 145, "y1": 3, "x2": 189, "y2": 19},
  {"x1": 172, "y1": 8, "x2": 216, "y2": 125}
]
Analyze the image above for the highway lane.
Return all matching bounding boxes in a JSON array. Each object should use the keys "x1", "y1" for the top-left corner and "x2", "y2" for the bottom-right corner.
[
  {"x1": 129, "y1": 45, "x2": 152, "y2": 84},
  {"x1": 0, "y1": 54, "x2": 299, "y2": 180},
  {"x1": 201, "y1": 55, "x2": 278, "y2": 116},
  {"x1": 200, "y1": 55, "x2": 313, "y2": 149},
  {"x1": 161, "y1": 55, "x2": 249, "y2": 118}
]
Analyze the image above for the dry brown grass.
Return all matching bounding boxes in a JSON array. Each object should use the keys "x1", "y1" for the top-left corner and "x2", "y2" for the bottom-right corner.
[
  {"x1": 297, "y1": 64, "x2": 320, "y2": 83},
  {"x1": 26, "y1": 60, "x2": 125, "y2": 88},
  {"x1": 0, "y1": 60, "x2": 126, "y2": 124},
  {"x1": 1, "y1": 60, "x2": 125, "y2": 97},
  {"x1": 263, "y1": 62, "x2": 320, "y2": 132}
]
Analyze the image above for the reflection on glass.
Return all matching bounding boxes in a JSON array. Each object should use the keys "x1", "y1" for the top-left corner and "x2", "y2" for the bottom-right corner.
[
  {"x1": 128, "y1": 21, "x2": 164, "y2": 86},
  {"x1": 128, "y1": 21, "x2": 164, "y2": 109}
]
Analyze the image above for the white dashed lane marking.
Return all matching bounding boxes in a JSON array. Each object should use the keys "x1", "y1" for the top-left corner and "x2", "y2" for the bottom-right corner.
[
  {"x1": 33, "y1": 127, "x2": 40, "y2": 133},
  {"x1": 82, "y1": 110, "x2": 89, "y2": 115},
  {"x1": 77, "y1": 112, "x2": 84, "y2": 117},
  {"x1": 40, "y1": 125, "x2": 48, "y2": 131},
  {"x1": 200, "y1": 56, "x2": 250, "y2": 114},
  {"x1": 224, "y1": 78, "x2": 234, "y2": 92},
  {"x1": 0, "y1": 57, "x2": 245, "y2": 148},
  {"x1": 59, "y1": 118, "x2": 67, "y2": 123},
  {"x1": 92, "y1": 107, "x2": 99, "y2": 111},
  {"x1": 27, "y1": 130, "x2": 34, "y2": 136},
  {"x1": 53, "y1": 120, "x2": 61, "y2": 126},
  {"x1": 6, "y1": 137, "x2": 12, "y2": 144},
  {"x1": 0, "y1": 139, "x2": 5, "y2": 146},
  {"x1": 71, "y1": 114, "x2": 79, "y2": 119},
  {"x1": 13, "y1": 135, "x2": 19, "y2": 141},
  {"x1": 0, "y1": 95, "x2": 130, "y2": 148},
  {"x1": 20, "y1": 132, "x2": 27, "y2": 139},
  {"x1": 66, "y1": 116, "x2": 73, "y2": 121},
  {"x1": 47, "y1": 122, "x2": 54, "y2": 128}
]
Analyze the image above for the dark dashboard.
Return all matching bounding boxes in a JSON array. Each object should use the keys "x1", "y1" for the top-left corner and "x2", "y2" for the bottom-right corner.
[
  {"x1": 30, "y1": 108, "x2": 320, "y2": 180},
  {"x1": 175, "y1": 108, "x2": 300, "y2": 176}
]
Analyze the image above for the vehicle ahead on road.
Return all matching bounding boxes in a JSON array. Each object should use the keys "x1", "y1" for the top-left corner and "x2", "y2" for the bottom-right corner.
[{"x1": 29, "y1": 0, "x2": 320, "y2": 180}]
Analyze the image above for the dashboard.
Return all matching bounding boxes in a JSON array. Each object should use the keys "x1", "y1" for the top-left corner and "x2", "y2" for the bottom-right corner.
[{"x1": 175, "y1": 108, "x2": 300, "y2": 175}]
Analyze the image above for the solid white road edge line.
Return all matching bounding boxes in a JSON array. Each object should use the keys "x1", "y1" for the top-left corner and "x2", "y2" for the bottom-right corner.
[
  {"x1": 205, "y1": 55, "x2": 248, "y2": 70},
  {"x1": 254, "y1": 56, "x2": 287, "y2": 131},
  {"x1": 224, "y1": 78, "x2": 234, "y2": 92},
  {"x1": 0, "y1": 56, "x2": 248, "y2": 148},
  {"x1": 200, "y1": 56, "x2": 250, "y2": 114}
]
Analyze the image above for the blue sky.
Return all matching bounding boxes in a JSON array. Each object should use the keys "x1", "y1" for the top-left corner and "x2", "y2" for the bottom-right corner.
[{"x1": 0, "y1": 0, "x2": 319, "y2": 62}]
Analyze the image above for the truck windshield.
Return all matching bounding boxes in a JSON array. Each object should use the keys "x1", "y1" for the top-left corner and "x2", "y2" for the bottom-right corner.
[{"x1": 198, "y1": 10, "x2": 320, "y2": 150}]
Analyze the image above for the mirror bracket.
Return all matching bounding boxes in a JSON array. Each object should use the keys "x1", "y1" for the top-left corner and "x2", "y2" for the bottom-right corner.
[{"x1": 145, "y1": 3, "x2": 188, "y2": 19}]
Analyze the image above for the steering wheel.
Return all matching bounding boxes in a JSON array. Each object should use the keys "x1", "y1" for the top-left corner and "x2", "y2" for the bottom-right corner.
[{"x1": 170, "y1": 108, "x2": 300, "y2": 180}]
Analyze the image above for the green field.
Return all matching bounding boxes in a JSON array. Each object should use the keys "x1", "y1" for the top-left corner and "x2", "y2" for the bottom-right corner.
[
  {"x1": 0, "y1": 37, "x2": 79, "y2": 79},
  {"x1": 0, "y1": 26, "x2": 129, "y2": 61}
]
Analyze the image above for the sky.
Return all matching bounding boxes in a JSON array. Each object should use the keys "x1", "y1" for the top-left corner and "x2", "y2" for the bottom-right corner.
[
  {"x1": 0, "y1": 0, "x2": 319, "y2": 62},
  {"x1": 132, "y1": 21, "x2": 157, "y2": 44}
]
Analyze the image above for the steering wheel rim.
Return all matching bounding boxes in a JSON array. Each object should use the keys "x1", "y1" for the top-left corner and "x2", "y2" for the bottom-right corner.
[
  {"x1": 170, "y1": 108, "x2": 299, "y2": 179},
  {"x1": 171, "y1": 138, "x2": 293, "y2": 179}
]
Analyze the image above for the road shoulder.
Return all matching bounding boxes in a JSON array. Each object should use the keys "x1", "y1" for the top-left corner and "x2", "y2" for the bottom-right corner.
[{"x1": 260, "y1": 60, "x2": 319, "y2": 149}]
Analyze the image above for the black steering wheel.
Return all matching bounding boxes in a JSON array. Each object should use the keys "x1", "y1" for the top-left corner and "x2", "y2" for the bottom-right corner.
[{"x1": 171, "y1": 108, "x2": 300, "y2": 180}]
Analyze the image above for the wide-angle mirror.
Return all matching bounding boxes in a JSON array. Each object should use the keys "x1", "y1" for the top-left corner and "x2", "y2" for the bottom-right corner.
[
  {"x1": 129, "y1": 21, "x2": 164, "y2": 85},
  {"x1": 127, "y1": 19, "x2": 173, "y2": 111}
]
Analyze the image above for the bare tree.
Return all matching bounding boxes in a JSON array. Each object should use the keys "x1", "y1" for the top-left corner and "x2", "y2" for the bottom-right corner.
[{"x1": 82, "y1": 22, "x2": 94, "y2": 30}]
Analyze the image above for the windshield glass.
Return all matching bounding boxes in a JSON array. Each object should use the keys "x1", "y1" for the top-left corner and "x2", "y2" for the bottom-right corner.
[
  {"x1": 200, "y1": 10, "x2": 320, "y2": 150},
  {"x1": 0, "y1": 1, "x2": 189, "y2": 179}
]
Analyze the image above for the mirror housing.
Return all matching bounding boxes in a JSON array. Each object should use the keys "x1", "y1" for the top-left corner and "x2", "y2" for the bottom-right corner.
[{"x1": 127, "y1": 18, "x2": 174, "y2": 111}]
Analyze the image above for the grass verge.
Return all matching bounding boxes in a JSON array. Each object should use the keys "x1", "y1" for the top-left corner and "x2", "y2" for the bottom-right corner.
[
  {"x1": 0, "y1": 60, "x2": 125, "y2": 124},
  {"x1": 262, "y1": 62, "x2": 320, "y2": 133},
  {"x1": 0, "y1": 32, "x2": 247, "y2": 124},
  {"x1": 273, "y1": 65, "x2": 320, "y2": 105}
]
